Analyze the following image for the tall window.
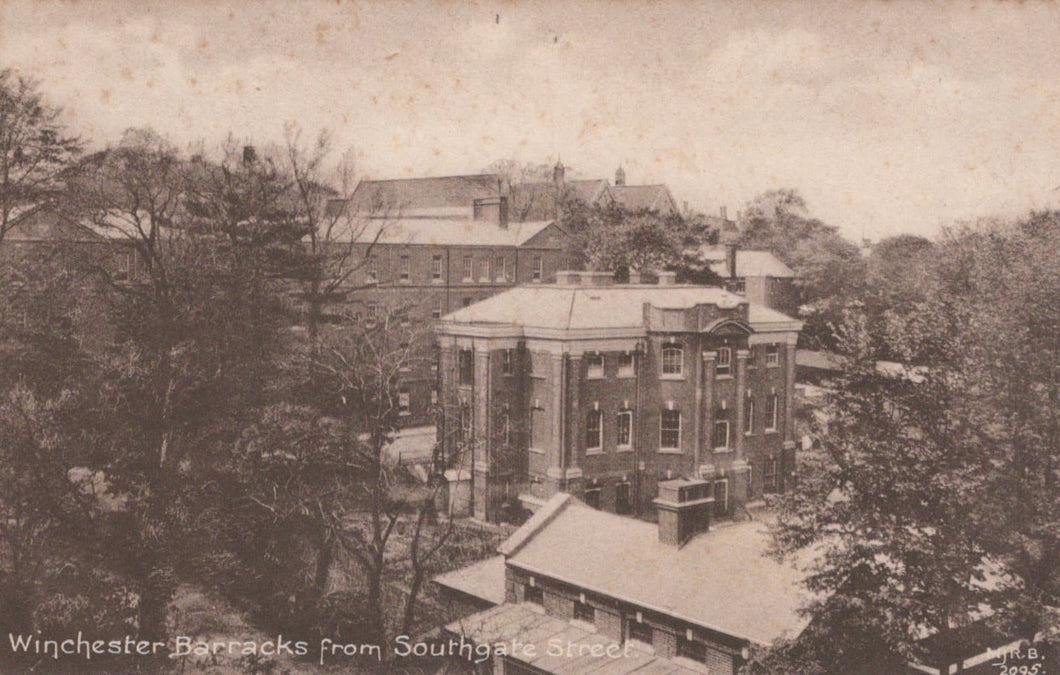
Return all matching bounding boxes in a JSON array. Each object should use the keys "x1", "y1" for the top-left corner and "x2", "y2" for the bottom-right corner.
[
  {"x1": 398, "y1": 389, "x2": 410, "y2": 415},
  {"x1": 501, "y1": 408, "x2": 512, "y2": 446},
  {"x1": 745, "y1": 394, "x2": 755, "y2": 434},
  {"x1": 399, "y1": 254, "x2": 411, "y2": 282},
  {"x1": 616, "y1": 410, "x2": 633, "y2": 448},
  {"x1": 677, "y1": 637, "x2": 706, "y2": 663},
  {"x1": 713, "y1": 418, "x2": 730, "y2": 449},
  {"x1": 496, "y1": 255, "x2": 507, "y2": 281},
  {"x1": 716, "y1": 347, "x2": 732, "y2": 375},
  {"x1": 432, "y1": 254, "x2": 443, "y2": 280},
  {"x1": 431, "y1": 299, "x2": 443, "y2": 319},
  {"x1": 524, "y1": 585, "x2": 543, "y2": 606},
  {"x1": 116, "y1": 251, "x2": 133, "y2": 281},
  {"x1": 586, "y1": 409, "x2": 602, "y2": 451},
  {"x1": 586, "y1": 354, "x2": 604, "y2": 379},
  {"x1": 479, "y1": 257, "x2": 490, "y2": 281},
  {"x1": 458, "y1": 349, "x2": 474, "y2": 385},
  {"x1": 714, "y1": 479, "x2": 729, "y2": 516},
  {"x1": 661, "y1": 343, "x2": 684, "y2": 376},
  {"x1": 366, "y1": 302, "x2": 378, "y2": 324},
  {"x1": 660, "y1": 410, "x2": 681, "y2": 449},
  {"x1": 462, "y1": 255, "x2": 474, "y2": 281},
  {"x1": 529, "y1": 403, "x2": 545, "y2": 450},
  {"x1": 366, "y1": 257, "x2": 378, "y2": 283},
  {"x1": 618, "y1": 351, "x2": 635, "y2": 377},
  {"x1": 766, "y1": 343, "x2": 780, "y2": 366},
  {"x1": 764, "y1": 458, "x2": 779, "y2": 493},
  {"x1": 502, "y1": 348, "x2": 515, "y2": 376},
  {"x1": 532, "y1": 256, "x2": 543, "y2": 281},
  {"x1": 766, "y1": 394, "x2": 779, "y2": 431}
]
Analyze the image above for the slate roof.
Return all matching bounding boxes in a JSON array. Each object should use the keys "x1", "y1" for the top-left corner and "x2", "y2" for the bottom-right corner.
[
  {"x1": 510, "y1": 180, "x2": 611, "y2": 220},
  {"x1": 609, "y1": 184, "x2": 679, "y2": 214},
  {"x1": 433, "y1": 555, "x2": 507, "y2": 606},
  {"x1": 698, "y1": 246, "x2": 795, "y2": 278},
  {"x1": 438, "y1": 284, "x2": 801, "y2": 333},
  {"x1": 345, "y1": 174, "x2": 503, "y2": 216},
  {"x1": 445, "y1": 603, "x2": 705, "y2": 675},
  {"x1": 327, "y1": 217, "x2": 563, "y2": 248},
  {"x1": 495, "y1": 494, "x2": 812, "y2": 645}
]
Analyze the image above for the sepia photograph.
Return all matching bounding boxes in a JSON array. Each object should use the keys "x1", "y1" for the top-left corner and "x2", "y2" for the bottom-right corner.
[{"x1": 1, "y1": 1, "x2": 1058, "y2": 672}]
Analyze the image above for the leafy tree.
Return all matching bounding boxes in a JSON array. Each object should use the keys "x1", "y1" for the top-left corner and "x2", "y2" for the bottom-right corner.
[{"x1": 0, "y1": 69, "x2": 80, "y2": 244}]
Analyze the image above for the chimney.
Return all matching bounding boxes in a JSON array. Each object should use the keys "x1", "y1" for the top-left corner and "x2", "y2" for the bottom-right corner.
[
  {"x1": 683, "y1": 200, "x2": 689, "y2": 216},
  {"x1": 553, "y1": 159, "x2": 566, "y2": 184},
  {"x1": 720, "y1": 206, "x2": 727, "y2": 221},
  {"x1": 243, "y1": 145, "x2": 257, "y2": 164},
  {"x1": 657, "y1": 270, "x2": 677, "y2": 286},
  {"x1": 725, "y1": 244, "x2": 737, "y2": 280},
  {"x1": 654, "y1": 478, "x2": 713, "y2": 546},
  {"x1": 473, "y1": 196, "x2": 509, "y2": 229},
  {"x1": 615, "y1": 165, "x2": 626, "y2": 186},
  {"x1": 627, "y1": 269, "x2": 643, "y2": 284}
]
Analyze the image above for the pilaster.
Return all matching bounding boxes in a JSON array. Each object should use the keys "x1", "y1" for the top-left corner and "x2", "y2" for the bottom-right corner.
[
  {"x1": 698, "y1": 351, "x2": 717, "y2": 475},
  {"x1": 734, "y1": 349, "x2": 749, "y2": 462}
]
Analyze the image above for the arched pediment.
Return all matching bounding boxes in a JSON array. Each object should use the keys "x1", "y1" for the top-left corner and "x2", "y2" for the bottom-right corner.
[{"x1": 701, "y1": 317, "x2": 753, "y2": 336}]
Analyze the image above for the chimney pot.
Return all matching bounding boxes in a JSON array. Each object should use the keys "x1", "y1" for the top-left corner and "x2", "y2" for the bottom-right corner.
[{"x1": 657, "y1": 270, "x2": 677, "y2": 285}]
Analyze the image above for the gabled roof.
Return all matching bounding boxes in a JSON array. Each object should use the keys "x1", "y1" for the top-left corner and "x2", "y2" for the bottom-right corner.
[
  {"x1": 609, "y1": 184, "x2": 679, "y2": 214},
  {"x1": 326, "y1": 217, "x2": 565, "y2": 248},
  {"x1": 698, "y1": 246, "x2": 796, "y2": 278},
  {"x1": 438, "y1": 283, "x2": 801, "y2": 333},
  {"x1": 346, "y1": 174, "x2": 503, "y2": 216},
  {"x1": 496, "y1": 494, "x2": 812, "y2": 645},
  {"x1": 509, "y1": 179, "x2": 611, "y2": 221},
  {"x1": 3, "y1": 203, "x2": 108, "y2": 243}
]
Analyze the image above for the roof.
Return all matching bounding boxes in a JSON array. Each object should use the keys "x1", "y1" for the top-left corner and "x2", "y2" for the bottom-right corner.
[
  {"x1": 494, "y1": 494, "x2": 811, "y2": 645},
  {"x1": 327, "y1": 217, "x2": 563, "y2": 248},
  {"x1": 796, "y1": 349, "x2": 843, "y2": 372},
  {"x1": 510, "y1": 180, "x2": 611, "y2": 220},
  {"x1": 346, "y1": 174, "x2": 503, "y2": 216},
  {"x1": 382, "y1": 425, "x2": 436, "y2": 466},
  {"x1": 609, "y1": 184, "x2": 679, "y2": 214},
  {"x1": 432, "y1": 555, "x2": 506, "y2": 606},
  {"x1": 445, "y1": 603, "x2": 705, "y2": 675},
  {"x1": 3, "y1": 203, "x2": 108, "y2": 243},
  {"x1": 699, "y1": 246, "x2": 795, "y2": 278},
  {"x1": 438, "y1": 284, "x2": 801, "y2": 333}
]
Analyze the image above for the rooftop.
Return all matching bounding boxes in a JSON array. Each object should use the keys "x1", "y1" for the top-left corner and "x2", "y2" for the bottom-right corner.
[
  {"x1": 438, "y1": 283, "x2": 801, "y2": 333},
  {"x1": 326, "y1": 217, "x2": 562, "y2": 247},
  {"x1": 609, "y1": 184, "x2": 679, "y2": 214},
  {"x1": 345, "y1": 174, "x2": 504, "y2": 217},
  {"x1": 433, "y1": 555, "x2": 506, "y2": 606},
  {"x1": 698, "y1": 246, "x2": 796, "y2": 279},
  {"x1": 496, "y1": 494, "x2": 812, "y2": 645}
]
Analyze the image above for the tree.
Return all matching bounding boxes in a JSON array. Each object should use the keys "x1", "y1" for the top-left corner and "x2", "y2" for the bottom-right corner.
[{"x1": 0, "y1": 69, "x2": 80, "y2": 244}]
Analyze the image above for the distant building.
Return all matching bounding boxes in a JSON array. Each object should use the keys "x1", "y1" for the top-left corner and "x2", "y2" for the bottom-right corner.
[
  {"x1": 441, "y1": 492, "x2": 810, "y2": 675},
  {"x1": 510, "y1": 164, "x2": 680, "y2": 221},
  {"x1": 697, "y1": 245, "x2": 797, "y2": 315},
  {"x1": 435, "y1": 271, "x2": 802, "y2": 522}
]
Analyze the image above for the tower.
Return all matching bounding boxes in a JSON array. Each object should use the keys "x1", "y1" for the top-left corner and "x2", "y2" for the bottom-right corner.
[
  {"x1": 552, "y1": 158, "x2": 565, "y2": 184},
  {"x1": 615, "y1": 165, "x2": 626, "y2": 186}
]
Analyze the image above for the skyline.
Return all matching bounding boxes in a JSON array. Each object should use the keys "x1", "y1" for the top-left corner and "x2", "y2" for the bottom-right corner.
[{"x1": 3, "y1": 0, "x2": 1060, "y2": 241}]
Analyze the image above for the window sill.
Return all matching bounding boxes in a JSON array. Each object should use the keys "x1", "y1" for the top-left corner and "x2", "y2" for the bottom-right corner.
[
  {"x1": 616, "y1": 445, "x2": 634, "y2": 453},
  {"x1": 462, "y1": 278, "x2": 474, "y2": 283},
  {"x1": 399, "y1": 412, "x2": 411, "y2": 417},
  {"x1": 585, "y1": 449, "x2": 604, "y2": 456},
  {"x1": 713, "y1": 447, "x2": 734, "y2": 454},
  {"x1": 765, "y1": 429, "x2": 779, "y2": 435},
  {"x1": 715, "y1": 373, "x2": 733, "y2": 380},
  {"x1": 658, "y1": 447, "x2": 683, "y2": 455},
  {"x1": 529, "y1": 447, "x2": 545, "y2": 455},
  {"x1": 617, "y1": 372, "x2": 635, "y2": 379},
  {"x1": 531, "y1": 278, "x2": 542, "y2": 283},
  {"x1": 586, "y1": 374, "x2": 605, "y2": 380},
  {"x1": 767, "y1": 363, "x2": 781, "y2": 368},
  {"x1": 431, "y1": 278, "x2": 444, "y2": 284},
  {"x1": 659, "y1": 374, "x2": 685, "y2": 381}
]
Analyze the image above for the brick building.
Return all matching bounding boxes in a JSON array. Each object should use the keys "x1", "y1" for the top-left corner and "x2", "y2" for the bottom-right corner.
[
  {"x1": 697, "y1": 245, "x2": 798, "y2": 315},
  {"x1": 319, "y1": 174, "x2": 573, "y2": 425},
  {"x1": 435, "y1": 271, "x2": 802, "y2": 522},
  {"x1": 442, "y1": 492, "x2": 809, "y2": 675}
]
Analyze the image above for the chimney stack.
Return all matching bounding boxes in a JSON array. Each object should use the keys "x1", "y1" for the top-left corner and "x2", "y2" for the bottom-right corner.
[
  {"x1": 654, "y1": 478, "x2": 713, "y2": 546},
  {"x1": 720, "y1": 206, "x2": 728, "y2": 221},
  {"x1": 473, "y1": 196, "x2": 509, "y2": 229},
  {"x1": 553, "y1": 159, "x2": 566, "y2": 184},
  {"x1": 615, "y1": 165, "x2": 626, "y2": 186},
  {"x1": 243, "y1": 145, "x2": 257, "y2": 164},
  {"x1": 726, "y1": 243, "x2": 738, "y2": 280},
  {"x1": 657, "y1": 270, "x2": 677, "y2": 286}
]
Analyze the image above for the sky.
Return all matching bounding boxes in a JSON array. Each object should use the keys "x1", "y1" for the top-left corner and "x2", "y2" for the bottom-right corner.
[{"x1": 3, "y1": 0, "x2": 1060, "y2": 241}]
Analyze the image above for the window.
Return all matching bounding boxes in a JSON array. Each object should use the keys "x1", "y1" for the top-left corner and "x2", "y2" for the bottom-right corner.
[
  {"x1": 586, "y1": 409, "x2": 602, "y2": 451},
  {"x1": 431, "y1": 299, "x2": 443, "y2": 319},
  {"x1": 745, "y1": 395, "x2": 755, "y2": 434},
  {"x1": 660, "y1": 410, "x2": 681, "y2": 450},
  {"x1": 398, "y1": 389, "x2": 410, "y2": 415},
  {"x1": 766, "y1": 394, "x2": 779, "y2": 432},
  {"x1": 532, "y1": 256, "x2": 543, "y2": 281},
  {"x1": 502, "y1": 348, "x2": 515, "y2": 376},
  {"x1": 628, "y1": 620, "x2": 653, "y2": 646},
  {"x1": 764, "y1": 458, "x2": 779, "y2": 493},
  {"x1": 479, "y1": 257, "x2": 491, "y2": 281},
  {"x1": 366, "y1": 257, "x2": 378, "y2": 283},
  {"x1": 462, "y1": 255, "x2": 474, "y2": 281},
  {"x1": 524, "y1": 585, "x2": 543, "y2": 606},
  {"x1": 496, "y1": 255, "x2": 507, "y2": 281},
  {"x1": 573, "y1": 600, "x2": 595, "y2": 625},
  {"x1": 501, "y1": 408, "x2": 513, "y2": 446},
  {"x1": 615, "y1": 482, "x2": 632, "y2": 515},
  {"x1": 430, "y1": 390, "x2": 438, "y2": 406},
  {"x1": 716, "y1": 347, "x2": 732, "y2": 375},
  {"x1": 583, "y1": 487, "x2": 601, "y2": 509},
  {"x1": 616, "y1": 411, "x2": 633, "y2": 448},
  {"x1": 677, "y1": 637, "x2": 706, "y2": 663},
  {"x1": 713, "y1": 419, "x2": 730, "y2": 450},
  {"x1": 766, "y1": 343, "x2": 780, "y2": 366},
  {"x1": 432, "y1": 254, "x2": 443, "y2": 281},
  {"x1": 462, "y1": 297, "x2": 473, "y2": 307},
  {"x1": 529, "y1": 403, "x2": 545, "y2": 451},
  {"x1": 459, "y1": 349, "x2": 474, "y2": 385},
  {"x1": 732, "y1": 278, "x2": 746, "y2": 294},
  {"x1": 661, "y1": 343, "x2": 684, "y2": 377},
  {"x1": 399, "y1": 254, "x2": 410, "y2": 282},
  {"x1": 116, "y1": 251, "x2": 133, "y2": 281},
  {"x1": 366, "y1": 302, "x2": 378, "y2": 324},
  {"x1": 618, "y1": 351, "x2": 635, "y2": 377},
  {"x1": 586, "y1": 354, "x2": 604, "y2": 379}
]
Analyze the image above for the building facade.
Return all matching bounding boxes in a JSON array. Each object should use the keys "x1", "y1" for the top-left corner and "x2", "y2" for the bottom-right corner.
[{"x1": 435, "y1": 271, "x2": 802, "y2": 522}]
